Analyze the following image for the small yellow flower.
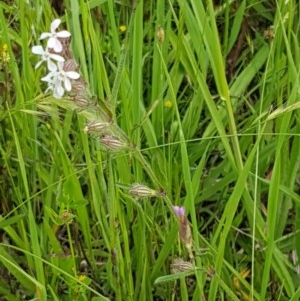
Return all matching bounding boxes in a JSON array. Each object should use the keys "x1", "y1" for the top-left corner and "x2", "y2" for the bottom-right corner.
[
  {"x1": 77, "y1": 274, "x2": 86, "y2": 281},
  {"x1": 164, "y1": 100, "x2": 172, "y2": 108},
  {"x1": 119, "y1": 25, "x2": 127, "y2": 32},
  {"x1": 1, "y1": 43, "x2": 10, "y2": 63},
  {"x1": 2, "y1": 44, "x2": 8, "y2": 52},
  {"x1": 233, "y1": 268, "x2": 251, "y2": 300}
]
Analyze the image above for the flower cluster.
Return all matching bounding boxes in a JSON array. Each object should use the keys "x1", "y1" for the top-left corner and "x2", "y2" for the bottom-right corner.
[{"x1": 32, "y1": 19, "x2": 80, "y2": 99}]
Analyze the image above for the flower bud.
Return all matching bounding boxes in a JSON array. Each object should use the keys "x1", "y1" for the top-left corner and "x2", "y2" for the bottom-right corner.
[
  {"x1": 156, "y1": 26, "x2": 165, "y2": 43},
  {"x1": 128, "y1": 184, "x2": 159, "y2": 198},
  {"x1": 173, "y1": 205, "x2": 193, "y2": 258},
  {"x1": 179, "y1": 216, "x2": 193, "y2": 251},
  {"x1": 63, "y1": 58, "x2": 77, "y2": 72},
  {"x1": 70, "y1": 77, "x2": 86, "y2": 93},
  {"x1": 172, "y1": 206, "x2": 185, "y2": 218},
  {"x1": 84, "y1": 120, "x2": 110, "y2": 133}
]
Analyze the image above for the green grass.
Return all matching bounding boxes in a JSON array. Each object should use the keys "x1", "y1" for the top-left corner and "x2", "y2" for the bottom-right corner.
[{"x1": 1, "y1": 0, "x2": 300, "y2": 300}]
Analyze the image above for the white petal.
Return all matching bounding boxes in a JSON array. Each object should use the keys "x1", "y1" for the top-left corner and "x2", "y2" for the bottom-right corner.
[
  {"x1": 51, "y1": 19, "x2": 61, "y2": 32},
  {"x1": 47, "y1": 60, "x2": 58, "y2": 71},
  {"x1": 66, "y1": 71, "x2": 80, "y2": 79},
  {"x1": 54, "y1": 84, "x2": 64, "y2": 98},
  {"x1": 32, "y1": 45, "x2": 44, "y2": 55},
  {"x1": 41, "y1": 75, "x2": 51, "y2": 82},
  {"x1": 39, "y1": 32, "x2": 51, "y2": 40},
  {"x1": 56, "y1": 30, "x2": 71, "y2": 38},
  {"x1": 53, "y1": 40, "x2": 63, "y2": 52},
  {"x1": 47, "y1": 37, "x2": 58, "y2": 49},
  {"x1": 49, "y1": 53, "x2": 65, "y2": 62},
  {"x1": 64, "y1": 78, "x2": 72, "y2": 91},
  {"x1": 41, "y1": 72, "x2": 56, "y2": 82},
  {"x1": 57, "y1": 61, "x2": 64, "y2": 71}
]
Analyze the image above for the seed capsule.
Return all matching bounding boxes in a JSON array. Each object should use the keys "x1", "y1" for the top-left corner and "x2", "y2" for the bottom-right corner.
[{"x1": 100, "y1": 135, "x2": 127, "y2": 151}]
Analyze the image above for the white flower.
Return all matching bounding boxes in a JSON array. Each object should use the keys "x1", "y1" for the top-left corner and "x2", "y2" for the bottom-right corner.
[
  {"x1": 43, "y1": 74, "x2": 64, "y2": 98},
  {"x1": 31, "y1": 45, "x2": 65, "y2": 71},
  {"x1": 41, "y1": 61, "x2": 80, "y2": 99},
  {"x1": 39, "y1": 19, "x2": 71, "y2": 53}
]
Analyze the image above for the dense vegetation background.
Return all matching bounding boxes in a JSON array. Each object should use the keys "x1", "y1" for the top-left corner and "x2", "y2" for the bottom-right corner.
[{"x1": 1, "y1": 0, "x2": 300, "y2": 300}]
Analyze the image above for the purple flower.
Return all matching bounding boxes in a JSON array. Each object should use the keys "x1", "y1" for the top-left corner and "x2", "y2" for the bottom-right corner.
[
  {"x1": 172, "y1": 205, "x2": 193, "y2": 258},
  {"x1": 172, "y1": 206, "x2": 185, "y2": 217}
]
